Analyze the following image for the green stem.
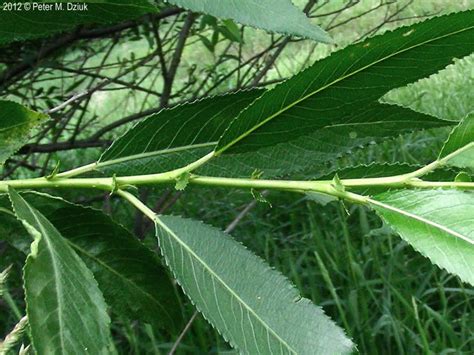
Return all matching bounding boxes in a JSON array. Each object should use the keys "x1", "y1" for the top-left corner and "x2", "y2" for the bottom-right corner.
[
  {"x1": 56, "y1": 162, "x2": 98, "y2": 178},
  {"x1": 400, "y1": 143, "x2": 473, "y2": 180},
  {"x1": 1, "y1": 152, "x2": 473, "y2": 202},
  {"x1": 188, "y1": 175, "x2": 369, "y2": 204},
  {"x1": 57, "y1": 150, "x2": 215, "y2": 179},
  {"x1": 1, "y1": 172, "x2": 473, "y2": 197},
  {"x1": 0, "y1": 152, "x2": 215, "y2": 193},
  {"x1": 117, "y1": 190, "x2": 157, "y2": 221},
  {"x1": 409, "y1": 180, "x2": 474, "y2": 189},
  {"x1": 400, "y1": 160, "x2": 440, "y2": 179}
]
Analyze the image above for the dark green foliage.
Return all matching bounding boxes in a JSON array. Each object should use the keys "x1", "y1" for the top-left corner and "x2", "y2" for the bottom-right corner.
[{"x1": 0, "y1": 4, "x2": 473, "y2": 355}]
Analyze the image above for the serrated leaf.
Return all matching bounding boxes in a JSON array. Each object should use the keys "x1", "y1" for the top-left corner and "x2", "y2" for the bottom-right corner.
[
  {"x1": 8, "y1": 189, "x2": 113, "y2": 354},
  {"x1": 155, "y1": 215, "x2": 353, "y2": 354},
  {"x1": 216, "y1": 11, "x2": 474, "y2": 155},
  {"x1": 1, "y1": 192, "x2": 181, "y2": 331},
  {"x1": 439, "y1": 113, "x2": 474, "y2": 171},
  {"x1": 0, "y1": 100, "x2": 47, "y2": 166},
  {"x1": 370, "y1": 189, "x2": 474, "y2": 286},
  {"x1": 198, "y1": 105, "x2": 450, "y2": 178},
  {"x1": 175, "y1": 172, "x2": 191, "y2": 191},
  {"x1": 166, "y1": 0, "x2": 332, "y2": 43},
  {"x1": 0, "y1": 1, "x2": 158, "y2": 47},
  {"x1": 99, "y1": 90, "x2": 262, "y2": 176}
]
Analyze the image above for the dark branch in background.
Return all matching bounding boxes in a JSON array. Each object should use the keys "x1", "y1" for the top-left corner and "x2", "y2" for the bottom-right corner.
[
  {"x1": 251, "y1": 0, "x2": 318, "y2": 85},
  {"x1": 160, "y1": 12, "x2": 197, "y2": 108},
  {"x1": 53, "y1": 66, "x2": 163, "y2": 98},
  {"x1": 133, "y1": 11, "x2": 196, "y2": 237},
  {"x1": 18, "y1": 140, "x2": 110, "y2": 154},
  {"x1": 0, "y1": 8, "x2": 182, "y2": 92}
]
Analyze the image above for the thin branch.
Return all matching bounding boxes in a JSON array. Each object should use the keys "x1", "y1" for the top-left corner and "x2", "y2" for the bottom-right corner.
[
  {"x1": 160, "y1": 12, "x2": 197, "y2": 108},
  {"x1": 0, "y1": 8, "x2": 182, "y2": 91}
]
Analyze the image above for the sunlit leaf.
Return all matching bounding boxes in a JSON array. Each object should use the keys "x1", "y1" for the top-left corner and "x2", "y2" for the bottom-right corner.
[{"x1": 370, "y1": 189, "x2": 474, "y2": 286}]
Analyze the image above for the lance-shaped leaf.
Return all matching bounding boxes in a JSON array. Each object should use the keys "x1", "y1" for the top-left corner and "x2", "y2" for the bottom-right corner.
[
  {"x1": 216, "y1": 11, "x2": 474, "y2": 155},
  {"x1": 167, "y1": 0, "x2": 332, "y2": 43},
  {"x1": 199, "y1": 103, "x2": 450, "y2": 178},
  {"x1": 370, "y1": 189, "x2": 474, "y2": 286},
  {"x1": 0, "y1": 100, "x2": 47, "y2": 166},
  {"x1": 8, "y1": 189, "x2": 113, "y2": 354},
  {"x1": 155, "y1": 215, "x2": 353, "y2": 354},
  {"x1": 29, "y1": 193, "x2": 181, "y2": 331},
  {"x1": 99, "y1": 90, "x2": 262, "y2": 176},
  {"x1": 438, "y1": 113, "x2": 474, "y2": 171},
  {"x1": 0, "y1": 192, "x2": 181, "y2": 331}
]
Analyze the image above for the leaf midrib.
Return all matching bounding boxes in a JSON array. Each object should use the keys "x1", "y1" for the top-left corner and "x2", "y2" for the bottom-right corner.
[
  {"x1": 27, "y1": 205, "x2": 67, "y2": 352},
  {"x1": 370, "y1": 197, "x2": 474, "y2": 245},
  {"x1": 99, "y1": 141, "x2": 216, "y2": 167},
  {"x1": 0, "y1": 120, "x2": 32, "y2": 133},
  {"x1": 440, "y1": 141, "x2": 474, "y2": 162},
  {"x1": 156, "y1": 218, "x2": 298, "y2": 354},
  {"x1": 64, "y1": 238, "x2": 174, "y2": 322},
  {"x1": 216, "y1": 23, "x2": 474, "y2": 154}
]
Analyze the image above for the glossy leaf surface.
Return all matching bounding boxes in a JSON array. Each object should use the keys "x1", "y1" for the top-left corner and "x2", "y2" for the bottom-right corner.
[
  {"x1": 1, "y1": 192, "x2": 181, "y2": 331},
  {"x1": 200, "y1": 104, "x2": 449, "y2": 178},
  {"x1": 29, "y1": 193, "x2": 181, "y2": 331}
]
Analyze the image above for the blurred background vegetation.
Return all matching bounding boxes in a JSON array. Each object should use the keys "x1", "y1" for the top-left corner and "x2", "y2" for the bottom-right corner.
[{"x1": 1, "y1": 0, "x2": 473, "y2": 353}]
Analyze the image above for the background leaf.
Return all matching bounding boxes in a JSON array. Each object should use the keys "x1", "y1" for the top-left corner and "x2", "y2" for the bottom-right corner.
[
  {"x1": 8, "y1": 189, "x2": 113, "y2": 354},
  {"x1": 370, "y1": 189, "x2": 474, "y2": 286},
  {"x1": 155, "y1": 215, "x2": 353, "y2": 354},
  {"x1": 166, "y1": 0, "x2": 332, "y2": 43},
  {"x1": 0, "y1": 100, "x2": 47, "y2": 166}
]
